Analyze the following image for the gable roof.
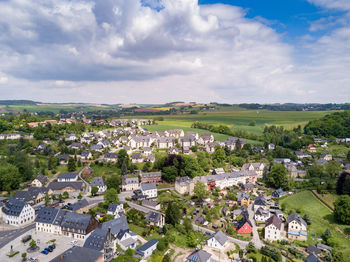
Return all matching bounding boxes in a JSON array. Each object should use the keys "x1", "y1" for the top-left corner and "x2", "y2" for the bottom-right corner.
[
  {"x1": 208, "y1": 230, "x2": 228, "y2": 246},
  {"x1": 265, "y1": 215, "x2": 282, "y2": 230},
  {"x1": 146, "y1": 211, "x2": 163, "y2": 223},
  {"x1": 34, "y1": 173, "x2": 47, "y2": 184},
  {"x1": 58, "y1": 172, "x2": 79, "y2": 180},
  {"x1": 83, "y1": 227, "x2": 109, "y2": 251},
  {"x1": 140, "y1": 172, "x2": 161, "y2": 178},
  {"x1": 235, "y1": 216, "x2": 253, "y2": 230},
  {"x1": 90, "y1": 177, "x2": 106, "y2": 187},
  {"x1": 141, "y1": 183, "x2": 157, "y2": 191},
  {"x1": 48, "y1": 181, "x2": 84, "y2": 191},
  {"x1": 254, "y1": 196, "x2": 267, "y2": 206},
  {"x1": 304, "y1": 253, "x2": 321, "y2": 262},
  {"x1": 61, "y1": 212, "x2": 93, "y2": 231},
  {"x1": 136, "y1": 238, "x2": 158, "y2": 255},
  {"x1": 107, "y1": 202, "x2": 122, "y2": 213},
  {"x1": 307, "y1": 244, "x2": 321, "y2": 255},
  {"x1": 2, "y1": 197, "x2": 27, "y2": 217},
  {"x1": 186, "y1": 249, "x2": 212, "y2": 262},
  {"x1": 70, "y1": 199, "x2": 89, "y2": 211},
  {"x1": 35, "y1": 207, "x2": 60, "y2": 224},
  {"x1": 50, "y1": 246, "x2": 102, "y2": 262},
  {"x1": 15, "y1": 187, "x2": 49, "y2": 202},
  {"x1": 237, "y1": 192, "x2": 250, "y2": 202},
  {"x1": 100, "y1": 216, "x2": 129, "y2": 238},
  {"x1": 287, "y1": 213, "x2": 307, "y2": 227}
]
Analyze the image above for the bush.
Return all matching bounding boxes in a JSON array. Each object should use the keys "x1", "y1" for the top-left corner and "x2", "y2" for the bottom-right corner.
[{"x1": 8, "y1": 251, "x2": 19, "y2": 258}]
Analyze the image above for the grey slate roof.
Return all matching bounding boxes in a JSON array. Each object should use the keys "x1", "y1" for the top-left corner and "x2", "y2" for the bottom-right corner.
[
  {"x1": 58, "y1": 172, "x2": 78, "y2": 180},
  {"x1": 237, "y1": 192, "x2": 250, "y2": 202},
  {"x1": 70, "y1": 199, "x2": 89, "y2": 211},
  {"x1": 254, "y1": 196, "x2": 267, "y2": 206},
  {"x1": 2, "y1": 197, "x2": 27, "y2": 217},
  {"x1": 15, "y1": 187, "x2": 50, "y2": 202},
  {"x1": 287, "y1": 213, "x2": 307, "y2": 227},
  {"x1": 307, "y1": 244, "x2": 321, "y2": 255},
  {"x1": 35, "y1": 173, "x2": 47, "y2": 184},
  {"x1": 90, "y1": 177, "x2": 106, "y2": 187},
  {"x1": 136, "y1": 238, "x2": 158, "y2": 256},
  {"x1": 140, "y1": 172, "x2": 161, "y2": 178},
  {"x1": 50, "y1": 246, "x2": 102, "y2": 262},
  {"x1": 104, "y1": 152, "x2": 118, "y2": 159},
  {"x1": 265, "y1": 215, "x2": 282, "y2": 230},
  {"x1": 304, "y1": 253, "x2": 321, "y2": 262},
  {"x1": 141, "y1": 183, "x2": 157, "y2": 191},
  {"x1": 61, "y1": 212, "x2": 92, "y2": 231},
  {"x1": 208, "y1": 230, "x2": 228, "y2": 246},
  {"x1": 35, "y1": 207, "x2": 60, "y2": 224},
  {"x1": 186, "y1": 249, "x2": 212, "y2": 262},
  {"x1": 48, "y1": 181, "x2": 84, "y2": 191},
  {"x1": 142, "y1": 200, "x2": 159, "y2": 207},
  {"x1": 107, "y1": 202, "x2": 120, "y2": 213},
  {"x1": 100, "y1": 216, "x2": 129, "y2": 239},
  {"x1": 146, "y1": 211, "x2": 163, "y2": 223},
  {"x1": 83, "y1": 227, "x2": 109, "y2": 251}
]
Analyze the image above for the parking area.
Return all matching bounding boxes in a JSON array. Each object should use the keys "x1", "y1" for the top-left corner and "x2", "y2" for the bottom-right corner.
[{"x1": 0, "y1": 228, "x2": 84, "y2": 262}]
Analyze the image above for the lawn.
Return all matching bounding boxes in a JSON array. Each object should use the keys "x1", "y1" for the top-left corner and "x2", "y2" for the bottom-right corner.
[
  {"x1": 280, "y1": 191, "x2": 350, "y2": 257},
  {"x1": 312, "y1": 191, "x2": 339, "y2": 210}
]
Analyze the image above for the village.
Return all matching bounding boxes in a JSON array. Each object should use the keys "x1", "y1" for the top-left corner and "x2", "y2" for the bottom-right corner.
[{"x1": 0, "y1": 116, "x2": 349, "y2": 262}]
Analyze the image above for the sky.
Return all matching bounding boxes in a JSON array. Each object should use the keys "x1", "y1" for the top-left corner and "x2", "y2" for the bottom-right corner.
[{"x1": 0, "y1": 0, "x2": 349, "y2": 104}]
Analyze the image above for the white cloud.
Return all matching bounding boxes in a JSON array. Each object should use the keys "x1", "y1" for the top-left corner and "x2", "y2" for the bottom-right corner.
[{"x1": 0, "y1": 0, "x2": 349, "y2": 103}]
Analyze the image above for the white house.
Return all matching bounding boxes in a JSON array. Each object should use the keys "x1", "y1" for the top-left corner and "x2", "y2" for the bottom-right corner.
[
  {"x1": 121, "y1": 177, "x2": 140, "y2": 191},
  {"x1": 265, "y1": 215, "x2": 283, "y2": 242},
  {"x1": 2, "y1": 197, "x2": 35, "y2": 226},
  {"x1": 90, "y1": 177, "x2": 107, "y2": 193},
  {"x1": 107, "y1": 202, "x2": 125, "y2": 218},
  {"x1": 31, "y1": 173, "x2": 48, "y2": 187},
  {"x1": 287, "y1": 213, "x2": 308, "y2": 241},
  {"x1": 157, "y1": 137, "x2": 175, "y2": 148},
  {"x1": 255, "y1": 207, "x2": 271, "y2": 222},
  {"x1": 140, "y1": 183, "x2": 157, "y2": 199},
  {"x1": 206, "y1": 230, "x2": 228, "y2": 250},
  {"x1": 65, "y1": 134, "x2": 77, "y2": 141},
  {"x1": 198, "y1": 133, "x2": 214, "y2": 145},
  {"x1": 135, "y1": 238, "x2": 158, "y2": 258}
]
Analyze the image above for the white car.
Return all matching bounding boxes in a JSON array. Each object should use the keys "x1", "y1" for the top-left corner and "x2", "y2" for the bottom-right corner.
[{"x1": 71, "y1": 240, "x2": 77, "y2": 245}]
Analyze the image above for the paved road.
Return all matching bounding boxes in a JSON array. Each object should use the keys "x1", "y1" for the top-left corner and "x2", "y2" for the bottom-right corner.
[
  {"x1": 192, "y1": 223, "x2": 248, "y2": 249},
  {"x1": 248, "y1": 204, "x2": 263, "y2": 249},
  {"x1": 0, "y1": 223, "x2": 35, "y2": 249}
]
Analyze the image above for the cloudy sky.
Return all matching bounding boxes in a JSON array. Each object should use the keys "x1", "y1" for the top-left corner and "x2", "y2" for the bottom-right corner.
[{"x1": 0, "y1": 0, "x2": 349, "y2": 104}]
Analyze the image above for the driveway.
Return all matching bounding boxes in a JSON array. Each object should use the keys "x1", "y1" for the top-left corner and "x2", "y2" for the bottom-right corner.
[{"x1": 248, "y1": 204, "x2": 263, "y2": 249}]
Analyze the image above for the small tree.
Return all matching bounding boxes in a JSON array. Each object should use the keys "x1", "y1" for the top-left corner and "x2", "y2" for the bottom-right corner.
[
  {"x1": 194, "y1": 181, "x2": 209, "y2": 201},
  {"x1": 91, "y1": 186, "x2": 98, "y2": 196},
  {"x1": 104, "y1": 188, "x2": 119, "y2": 204},
  {"x1": 77, "y1": 193, "x2": 82, "y2": 200},
  {"x1": 29, "y1": 240, "x2": 36, "y2": 249},
  {"x1": 63, "y1": 191, "x2": 69, "y2": 199},
  {"x1": 21, "y1": 253, "x2": 27, "y2": 259},
  {"x1": 44, "y1": 192, "x2": 50, "y2": 206},
  {"x1": 67, "y1": 157, "x2": 76, "y2": 172},
  {"x1": 334, "y1": 195, "x2": 350, "y2": 225}
]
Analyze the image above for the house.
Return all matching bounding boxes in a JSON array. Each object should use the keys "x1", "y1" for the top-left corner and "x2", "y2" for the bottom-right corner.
[
  {"x1": 50, "y1": 246, "x2": 103, "y2": 262},
  {"x1": 59, "y1": 155, "x2": 70, "y2": 165},
  {"x1": 2, "y1": 197, "x2": 35, "y2": 226},
  {"x1": 304, "y1": 253, "x2": 321, "y2": 262},
  {"x1": 320, "y1": 154, "x2": 332, "y2": 161},
  {"x1": 129, "y1": 136, "x2": 152, "y2": 149},
  {"x1": 240, "y1": 183, "x2": 255, "y2": 192},
  {"x1": 70, "y1": 142, "x2": 84, "y2": 150},
  {"x1": 135, "y1": 238, "x2": 158, "y2": 258},
  {"x1": 98, "y1": 140, "x2": 111, "y2": 149},
  {"x1": 90, "y1": 144, "x2": 103, "y2": 152},
  {"x1": 268, "y1": 143, "x2": 275, "y2": 150},
  {"x1": 15, "y1": 187, "x2": 52, "y2": 205},
  {"x1": 264, "y1": 215, "x2": 283, "y2": 242},
  {"x1": 224, "y1": 137, "x2": 246, "y2": 150},
  {"x1": 142, "y1": 200, "x2": 161, "y2": 211},
  {"x1": 182, "y1": 146, "x2": 191, "y2": 154},
  {"x1": 157, "y1": 137, "x2": 175, "y2": 148},
  {"x1": 287, "y1": 213, "x2": 308, "y2": 241},
  {"x1": 206, "y1": 230, "x2": 228, "y2": 250},
  {"x1": 131, "y1": 153, "x2": 144, "y2": 164},
  {"x1": 205, "y1": 141, "x2": 221, "y2": 153},
  {"x1": 316, "y1": 243, "x2": 332, "y2": 252},
  {"x1": 100, "y1": 216, "x2": 138, "y2": 250},
  {"x1": 121, "y1": 176, "x2": 139, "y2": 191},
  {"x1": 253, "y1": 196, "x2": 267, "y2": 211},
  {"x1": 165, "y1": 129, "x2": 184, "y2": 138},
  {"x1": 146, "y1": 211, "x2": 165, "y2": 227},
  {"x1": 272, "y1": 188, "x2": 286, "y2": 198},
  {"x1": 232, "y1": 206, "x2": 248, "y2": 220},
  {"x1": 65, "y1": 134, "x2": 77, "y2": 141},
  {"x1": 48, "y1": 181, "x2": 85, "y2": 196},
  {"x1": 90, "y1": 177, "x2": 107, "y2": 193},
  {"x1": 35, "y1": 207, "x2": 66, "y2": 235},
  {"x1": 235, "y1": 216, "x2": 253, "y2": 234},
  {"x1": 58, "y1": 172, "x2": 79, "y2": 182},
  {"x1": 31, "y1": 173, "x2": 48, "y2": 187},
  {"x1": 307, "y1": 245, "x2": 321, "y2": 255},
  {"x1": 241, "y1": 163, "x2": 266, "y2": 178},
  {"x1": 186, "y1": 249, "x2": 212, "y2": 262},
  {"x1": 212, "y1": 168, "x2": 225, "y2": 175},
  {"x1": 237, "y1": 192, "x2": 250, "y2": 206},
  {"x1": 295, "y1": 151, "x2": 310, "y2": 159},
  {"x1": 175, "y1": 176, "x2": 194, "y2": 195},
  {"x1": 140, "y1": 171, "x2": 162, "y2": 184},
  {"x1": 142, "y1": 147, "x2": 152, "y2": 156},
  {"x1": 198, "y1": 133, "x2": 214, "y2": 145},
  {"x1": 80, "y1": 151, "x2": 92, "y2": 160},
  {"x1": 61, "y1": 212, "x2": 99, "y2": 240},
  {"x1": 84, "y1": 227, "x2": 115, "y2": 262},
  {"x1": 179, "y1": 136, "x2": 197, "y2": 147},
  {"x1": 69, "y1": 199, "x2": 90, "y2": 213},
  {"x1": 103, "y1": 152, "x2": 118, "y2": 162},
  {"x1": 168, "y1": 147, "x2": 179, "y2": 154},
  {"x1": 255, "y1": 207, "x2": 271, "y2": 222},
  {"x1": 6, "y1": 133, "x2": 21, "y2": 140},
  {"x1": 307, "y1": 144, "x2": 317, "y2": 153},
  {"x1": 140, "y1": 183, "x2": 157, "y2": 199},
  {"x1": 107, "y1": 202, "x2": 124, "y2": 218}
]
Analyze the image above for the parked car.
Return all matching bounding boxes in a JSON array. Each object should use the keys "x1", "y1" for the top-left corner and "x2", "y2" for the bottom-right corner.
[
  {"x1": 22, "y1": 235, "x2": 32, "y2": 243},
  {"x1": 41, "y1": 249, "x2": 49, "y2": 255},
  {"x1": 28, "y1": 258, "x2": 37, "y2": 262},
  {"x1": 71, "y1": 240, "x2": 77, "y2": 245}
]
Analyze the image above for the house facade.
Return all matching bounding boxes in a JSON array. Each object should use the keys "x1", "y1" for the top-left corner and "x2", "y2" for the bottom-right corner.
[
  {"x1": 287, "y1": 213, "x2": 308, "y2": 241},
  {"x1": 175, "y1": 176, "x2": 194, "y2": 195},
  {"x1": 2, "y1": 197, "x2": 35, "y2": 226},
  {"x1": 265, "y1": 215, "x2": 283, "y2": 242}
]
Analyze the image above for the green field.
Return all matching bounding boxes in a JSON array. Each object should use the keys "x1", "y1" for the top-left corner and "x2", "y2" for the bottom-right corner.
[
  {"x1": 145, "y1": 110, "x2": 328, "y2": 143},
  {"x1": 280, "y1": 191, "x2": 350, "y2": 257},
  {"x1": 2, "y1": 104, "x2": 114, "y2": 113}
]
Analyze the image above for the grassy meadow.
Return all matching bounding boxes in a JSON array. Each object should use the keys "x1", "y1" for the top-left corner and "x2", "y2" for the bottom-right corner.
[{"x1": 280, "y1": 191, "x2": 350, "y2": 257}]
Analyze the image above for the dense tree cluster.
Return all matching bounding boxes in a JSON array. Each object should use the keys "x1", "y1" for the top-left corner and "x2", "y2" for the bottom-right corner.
[{"x1": 334, "y1": 195, "x2": 350, "y2": 225}]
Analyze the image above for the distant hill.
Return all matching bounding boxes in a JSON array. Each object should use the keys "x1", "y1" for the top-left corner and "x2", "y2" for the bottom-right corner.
[
  {"x1": 0, "y1": 100, "x2": 37, "y2": 105},
  {"x1": 304, "y1": 110, "x2": 350, "y2": 137}
]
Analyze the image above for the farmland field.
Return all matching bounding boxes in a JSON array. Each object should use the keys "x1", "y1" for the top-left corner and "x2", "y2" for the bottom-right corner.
[
  {"x1": 144, "y1": 110, "x2": 329, "y2": 142},
  {"x1": 280, "y1": 191, "x2": 350, "y2": 257}
]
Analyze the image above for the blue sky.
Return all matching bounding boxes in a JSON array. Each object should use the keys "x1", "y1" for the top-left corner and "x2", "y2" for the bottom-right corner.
[{"x1": 0, "y1": 0, "x2": 349, "y2": 103}]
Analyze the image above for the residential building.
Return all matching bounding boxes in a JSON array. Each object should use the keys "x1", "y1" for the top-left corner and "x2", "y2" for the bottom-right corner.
[
  {"x1": 264, "y1": 215, "x2": 283, "y2": 242},
  {"x1": 140, "y1": 183, "x2": 157, "y2": 199},
  {"x1": 61, "y1": 212, "x2": 99, "y2": 240},
  {"x1": 179, "y1": 136, "x2": 197, "y2": 147},
  {"x1": 272, "y1": 188, "x2": 286, "y2": 198},
  {"x1": 121, "y1": 176, "x2": 139, "y2": 191},
  {"x1": 135, "y1": 238, "x2": 158, "y2": 259},
  {"x1": 157, "y1": 137, "x2": 175, "y2": 148},
  {"x1": 255, "y1": 207, "x2": 271, "y2": 222},
  {"x1": 175, "y1": 176, "x2": 194, "y2": 195},
  {"x1": 186, "y1": 249, "x2": 212, "y2": 262},
  {"x1": 224, "y1": 137, "x2": 246, "y2": 150},
  {"x1": 35, "y1": 207, "x2": 66, "y2": 235},
  {"x1": 131, "y1": 153, "x2": 144, "y2": 163},
  {"x1": 84, "y1": 228, "x2": 115, "y2": 262},
  {"x1": 304, "y1": 253, "x2": 321, "y2": 262},
  {"x1": 68, "y1": 199, "x2": 90, "y2": 213},
  {"x1": 80, "y1": 151, "x2": 92, "y2": 160},
  {"x1": 15, "y1": 187, "x2": 52, "y2": 205},
  {"x1": 90, "y1": 177, "x2": 107, "y2": 193},
  {"x1": 31, "y1": 173, "x2": 48, "y2": 187},
  {"x1": 241, "y1": 163, "x2": 266, "y2": 178},
  {"x1": 48, "y1": 181, "x2": 85, "y2": 196},
  {"x1": 235, "y1": 216, "x2": 253, "y2": 234},
  {"x1": 206, "y1": 230, "x2": 228, "y2": 250},
  {"x1": 198, "y1": 133, "x2": 214, "y2": 145},
  {"x1": 237, "y1": 192, "x2": 250, "y2": 206},
  {"x1": 2, "y1": 197, "x2": 35, "y2": 226},
  {"x1": 146, "y1": 211, "x2": 165, "y2": 227},
  {"x1": 140, "y1": 171, "x2": 162, "y2": 184},
  {"x1": 57, "y1": 172, "x2": 79, "y2": 182},
  {"x1": 103, "y1": 152, "x2": 118, "y2": 162},
  {"x1": 287, "y1": 213, "x2": 308, "y2": 241},
  {"x1": 65, "y1": 134, "x2": 77, "y2": 141},
  {"x1": 50, "y1": 246, "x2": 103, "y2": 262},
  {"x1": 253, "y1": 196, "x2": 267, "y2": 211},
  {"x1": 165, "y1": 129, "x2": 184, "y2": 138},
  {"x1": 142, "y1": 200, "x2": 161, "y2": 211},
  {"x1": 107, "y1": 202, "x2": 124, "y2": 218}
]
